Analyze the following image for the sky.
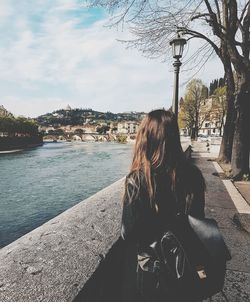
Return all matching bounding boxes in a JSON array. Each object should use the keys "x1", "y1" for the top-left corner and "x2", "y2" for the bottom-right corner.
[{"x1": 0, "y1": 0, "x2": 224, "y2": 118}]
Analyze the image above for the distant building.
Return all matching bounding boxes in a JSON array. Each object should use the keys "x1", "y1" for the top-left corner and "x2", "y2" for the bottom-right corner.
[
  {"x1": 116, "y1": 111, "x2": 146, "y2": 121},
  {"x1": 117, "y1": 123, "x2": 128, "y2": 134},
  {"x1": 43, "y1": 124, "x2": 98, "y2": 135},
  {"x1": 199, "y1": 120, "x2": 222, "y2": 136},
  {"x1": 0, "y1": 105, "x2": 12, "y2": 117},
  {"x1": 107, "y1": 122, "x2": 118, "y2": 134},
  {"x1": 117, "y1": 121, "x2": 139, "y2": 134},
  {"x1": 46, "y1": 126, "x2": 56, "y2": 131},
  {"x1": 81, "y1": 125, "x2": 97, "y2": 133},
  {"x1": 198, "y1": 97, "x2": 225, "y2": 136},
  {"x1": 52, "y1": 113, "x2": 64, "y2": 118},
  {"x1": 102, "y1": 122, "x2": 108, "y2": 125},
  {"x1": 62, "y1": 125, "x2": 72, "y2": 133}
]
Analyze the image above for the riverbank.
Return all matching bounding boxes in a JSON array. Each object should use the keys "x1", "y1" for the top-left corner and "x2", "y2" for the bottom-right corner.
[{"x1": 0, "y1": 136, "x2": 43, "y2": 152}]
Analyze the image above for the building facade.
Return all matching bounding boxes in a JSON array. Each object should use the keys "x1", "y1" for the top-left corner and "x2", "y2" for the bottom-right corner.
[
  {"x1": 117, "y1": 121, "x2": 139, "y2": 134},
  {"x1": 0, "y1": 105, "x2": 12, "y2": 117}
]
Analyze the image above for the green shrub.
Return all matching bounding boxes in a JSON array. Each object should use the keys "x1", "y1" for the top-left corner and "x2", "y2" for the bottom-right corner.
[{"x1": 117, "y1": 135, "x2": 127, "y2": 143}]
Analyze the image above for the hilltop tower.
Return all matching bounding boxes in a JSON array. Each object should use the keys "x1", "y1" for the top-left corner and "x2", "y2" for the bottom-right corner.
[{"x1": 65, "y1": 105, "x2": 72, "y2": 111}]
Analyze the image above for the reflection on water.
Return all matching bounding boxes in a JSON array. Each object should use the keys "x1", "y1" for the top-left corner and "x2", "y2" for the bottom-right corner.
[{"x1": 0, "y1": 142, "x2": 133, "y2": 248}]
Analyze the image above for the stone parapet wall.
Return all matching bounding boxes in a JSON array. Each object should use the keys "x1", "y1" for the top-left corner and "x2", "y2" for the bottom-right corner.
[{"x1": 0, "y1": 179, "x2": 124, "y2": 302}]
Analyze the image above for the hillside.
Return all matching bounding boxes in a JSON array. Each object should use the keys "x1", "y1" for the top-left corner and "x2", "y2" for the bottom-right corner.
[{"x1": 36, "y1": 106, "x2": 145, "y2": 126}]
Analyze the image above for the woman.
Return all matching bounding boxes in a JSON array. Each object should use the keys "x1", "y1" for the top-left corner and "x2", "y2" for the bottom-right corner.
[{"x1": 121, "y1": 109, "x2": 205, "y2": 302}]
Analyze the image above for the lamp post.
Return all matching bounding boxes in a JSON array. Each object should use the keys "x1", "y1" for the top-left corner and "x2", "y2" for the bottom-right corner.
[{"x1": 170, "y1": 33, "x2": 186, "y2": 119}]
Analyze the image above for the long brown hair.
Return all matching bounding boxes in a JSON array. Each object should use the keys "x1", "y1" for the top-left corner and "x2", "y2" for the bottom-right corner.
[{"x1": 127, "y1": 109, "x2": 184, "y2": 204}]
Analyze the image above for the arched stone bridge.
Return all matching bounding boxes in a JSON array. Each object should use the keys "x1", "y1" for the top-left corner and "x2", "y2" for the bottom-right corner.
[{"x1": 43, "y1": 133, "x2": 134, "y2": 142}]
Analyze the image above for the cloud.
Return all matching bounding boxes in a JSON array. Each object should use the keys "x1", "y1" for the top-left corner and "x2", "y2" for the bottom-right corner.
[
  {"x1": 4, "y1": 96, "x2": 68, "y2": 118},
  {"x1": 0, "y1": 1, "x2": 223, "y2": 117},
  {"x1": 0, "y1": 1, "x2": 13, "y2": 20}
]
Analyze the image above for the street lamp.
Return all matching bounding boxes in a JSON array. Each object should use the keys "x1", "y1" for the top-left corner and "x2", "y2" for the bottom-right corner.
[{"x1": 170, "y1": 33, "x2": 186, "y2": 118}]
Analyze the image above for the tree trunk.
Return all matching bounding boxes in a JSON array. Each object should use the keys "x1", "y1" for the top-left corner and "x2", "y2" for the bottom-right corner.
[
  {"x1": 195, "y1": 126, "x2": 199, "y2": 140},
  {"x1": 191, "y1": 127, "x2": 196, "y2": 140},
  {"x1": 194, "y1": 109, "x2": 199, "y2": 140},
  {"x1": 218, "y1": 88, "x2": 235, "y2": 162},
  {"x1": 218, "y1": 56, "x2": 236, "y2": 163},
  {"x1": 231, "y1": 73, "x2": 250, "y2": 179}
]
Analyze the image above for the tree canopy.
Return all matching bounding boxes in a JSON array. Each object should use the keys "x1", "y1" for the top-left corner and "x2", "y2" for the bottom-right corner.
[
  {"x1": 0, "y1": 116, "x2": 39, "y2": 136},
  {"x1": 209, "y1": 77, "x2": 225, "y2": 95},
  {"x1": 179, "y1": 79, "x2": 208, "y2": 138}
]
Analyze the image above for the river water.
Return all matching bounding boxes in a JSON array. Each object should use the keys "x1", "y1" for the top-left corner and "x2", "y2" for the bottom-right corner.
[{"x1": 0, "y1": 142, "x2": 133, "y2": 248}]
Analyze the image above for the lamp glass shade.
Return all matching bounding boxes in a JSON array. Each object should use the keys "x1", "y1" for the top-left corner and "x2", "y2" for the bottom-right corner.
[{"x1": 170, "y1": 36, "x2": 186, "y2": 59}]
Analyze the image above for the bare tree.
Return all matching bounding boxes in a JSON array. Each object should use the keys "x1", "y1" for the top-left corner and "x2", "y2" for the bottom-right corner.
[{"x1": 89, "y1": 0, "x2": 250, "y2": 179}]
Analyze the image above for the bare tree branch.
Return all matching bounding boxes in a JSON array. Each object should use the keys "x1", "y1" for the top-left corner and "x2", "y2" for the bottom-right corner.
[
  {"x1": 178, "y1": 27, "x2": 220, "y2": 56},
  {"x1": 238, "y1": 1, "x2": 249, "y2": 26},
  {"x1": 87, "y1": 0, "x2": 250, "y2": 81},
  {"x1": 214, "y1": 0, "x2": 222, "y2": 25},
  {"x1": 203, "y1": 0, "x2": 224, "y2": 38}
]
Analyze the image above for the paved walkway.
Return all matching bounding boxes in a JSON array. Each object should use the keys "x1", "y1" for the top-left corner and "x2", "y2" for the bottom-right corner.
[
  {"x1": 192, "y1": 147, "x2": 250, "y2": 301},
  {"x1": 234, "y1": 182, "x2": 250, "y2": 206}
]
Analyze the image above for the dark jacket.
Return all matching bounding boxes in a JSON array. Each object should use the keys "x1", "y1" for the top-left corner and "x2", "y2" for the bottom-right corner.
[
  {"x1": 121, "y1": 161, "x2": 205, "y2": 244},
  {"x1": 120, "y1": 161, "x2": 205, "y2": 302}
]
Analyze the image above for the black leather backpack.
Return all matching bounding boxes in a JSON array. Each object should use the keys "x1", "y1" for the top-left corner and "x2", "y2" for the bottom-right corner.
[{"x1": 136, "y1": 214, "x2": 231, "y2": 301}]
